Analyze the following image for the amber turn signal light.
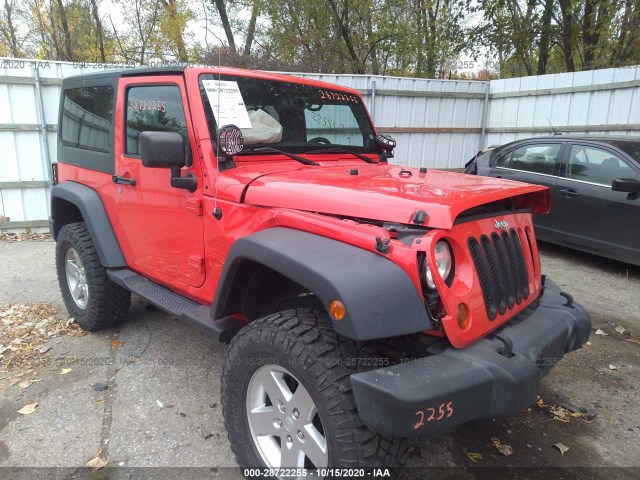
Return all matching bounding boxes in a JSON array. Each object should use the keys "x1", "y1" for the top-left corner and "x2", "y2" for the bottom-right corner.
[
  {"x1": 456, "y1": 303, "x2": 470, "y2": 330},
  {"x1": 329, "y1": 300, "x2": 346, "y2": 320}
]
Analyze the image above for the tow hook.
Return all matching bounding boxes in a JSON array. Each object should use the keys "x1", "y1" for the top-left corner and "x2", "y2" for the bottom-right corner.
[
  {"x1": 493, "y1": 334, "x2": 515, "y2": 358},
  {"x1": 560, "y1": 291, "x2": 574, "y2": 308}
]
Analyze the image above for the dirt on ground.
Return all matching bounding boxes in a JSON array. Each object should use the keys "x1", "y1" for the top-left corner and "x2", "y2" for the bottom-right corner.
[{"x1": 0, "y1": 239, "x2": 638, "y2": 480}]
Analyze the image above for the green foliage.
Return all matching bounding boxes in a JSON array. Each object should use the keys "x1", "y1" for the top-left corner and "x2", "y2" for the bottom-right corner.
[{"x1": 1, "y1": 0, "x2": 639, "y2": 78}]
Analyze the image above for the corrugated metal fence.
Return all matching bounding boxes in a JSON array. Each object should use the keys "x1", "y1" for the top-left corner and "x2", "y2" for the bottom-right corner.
[
  {"x1": 1, "y1": 58, "x2": 639, "y2": 231},
  {"x1": 487, "y1": 67, "x2": 640, "y2": 146}
]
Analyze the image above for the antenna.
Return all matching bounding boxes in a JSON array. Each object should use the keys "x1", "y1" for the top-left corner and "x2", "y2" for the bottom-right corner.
[
  {"x1": 547, "y1": 117, "x2": 561, "y2": 136},
  {"x1": 212, "y1": 25, "x2": 223, "y2": 219}
]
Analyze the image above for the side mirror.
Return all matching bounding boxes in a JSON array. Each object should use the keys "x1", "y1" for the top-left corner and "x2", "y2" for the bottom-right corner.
[
  {"x1": 376, "y1": 133, "x2": 396, "y2": 159},
  {"x1": 139, "y1": 131, "x2": 185, "y2": 168},
  {"x1": 611, "y1": 178, "x2": 640, "y2": 193},
  {"x1": 139, "y1": 131, "x2": 196, "y2": 192}
]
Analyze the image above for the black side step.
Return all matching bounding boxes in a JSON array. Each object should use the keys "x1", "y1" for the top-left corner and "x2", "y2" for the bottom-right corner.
[{"x1": 107, "y1": 269, "x2": 244, "y2": 342}]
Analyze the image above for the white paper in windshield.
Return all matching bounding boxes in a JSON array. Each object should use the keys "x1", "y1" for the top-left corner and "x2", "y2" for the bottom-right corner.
[{"x1": 202, "y1": 80, "x2": 252, "y2": 129}]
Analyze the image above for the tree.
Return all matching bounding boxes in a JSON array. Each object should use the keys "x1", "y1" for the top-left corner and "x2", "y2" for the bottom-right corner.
[
  {"x1": 3, "y1": 0, "x2": 639, "y2": 78},
  {"x1": 211, "y1": 0, "x2": 236, "y2": 51},
  {"x1": 476, "y1": 0, "x2": 539, "y2": 77},
  {"x1": 557, "y1": 0, "x2": 576, "y2": 71},
  {"x1": 580, "y1": 0, "x2": 612, "y2": 69},
  {"x1": 610, "y1": 0, "x2": 640, "y2": 66},
  {"x1": 89, "y1": 0, "x2": 106, "y2": 62},
  {"x1": 0, "y1": 0, "x2": 20, "y2": 56},
  {"x1": 259, "y1": 0, "x2": 346, "y2": 72},
  {"x1": 243, "y1": 0, "x2": 259, "y2": 56},
  {"x1": 158, "y1": 0, "x2": 191, "y2": 61},
  {"x1": 410, "y1": 0, "x2": 468, "y2": 77},
  {"x1": 52, "y1": 0, "x2": 74, "y2": 60},
  {"x1": 536, "y1": 0, "x2": 554, "y2": 74}
]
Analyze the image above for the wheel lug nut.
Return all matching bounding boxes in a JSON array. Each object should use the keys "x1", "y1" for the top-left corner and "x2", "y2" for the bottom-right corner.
[
  {"x1": 293, "y1": 408, "x2": 299, "y2": 418},
  {"x1": 275, "y1": 419, "x2": 282, "y2": 427},
  {"x1": 297, "y1": 430, "x2": 304, "y2": 440},
  {"x1": 279, "y1": 403, "x2": 285, "y2": 413}
]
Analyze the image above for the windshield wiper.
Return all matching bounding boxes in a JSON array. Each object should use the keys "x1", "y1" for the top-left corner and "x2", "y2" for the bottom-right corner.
[
  {"x1": 238, "y1": 147, "x2": 319, "y2": 166},
  {"x1": 307, "y1": 147, "x2": 377, "y2": 164}
]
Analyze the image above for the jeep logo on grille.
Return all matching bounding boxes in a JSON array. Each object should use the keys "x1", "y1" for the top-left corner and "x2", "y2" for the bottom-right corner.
[{"x1": 495, "y1": 219, "x2": 509, "y2": 230}]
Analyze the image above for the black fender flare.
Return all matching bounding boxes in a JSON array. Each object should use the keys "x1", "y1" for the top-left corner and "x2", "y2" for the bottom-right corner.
[
  {"x1": 50, "y1": 182, "x2": 126, "y2": 268},
  {"x1": 211, "y1": 227, "x2": 430, "y2": 341}
]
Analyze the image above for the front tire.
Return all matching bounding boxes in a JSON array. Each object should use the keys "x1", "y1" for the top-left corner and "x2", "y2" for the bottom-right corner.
[
  {"x1": 55, "y1": 222, "x2": 131, "y2": 331},
  {"x1": 222, "y1": 308, "x2": 406, "y2": 473}
]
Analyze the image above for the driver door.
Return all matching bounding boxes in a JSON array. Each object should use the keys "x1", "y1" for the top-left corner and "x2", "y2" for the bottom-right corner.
[{"x1": 112, "y1": 76, "x2": 205, "y2": 291}]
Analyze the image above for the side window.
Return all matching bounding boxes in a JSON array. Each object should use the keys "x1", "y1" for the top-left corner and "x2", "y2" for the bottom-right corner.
[
  {"x1": 508, "y1": 144, "x2": 561, "y2": 175},
  {"x1": 304, "y1": 104, "x2": 363, "y2": 146},
  {"x1": 566, "y1": 145, "x2": 635, "y2": 186},
  {"x1": 61, "y1": 86, "x2": 114, "y2": 152},
  {"x1": 125, "y1": 85, "x2": 188, "y2": 155},
  {"x1": 495, "y1": 151, "x2": 511, "y2": 167}
]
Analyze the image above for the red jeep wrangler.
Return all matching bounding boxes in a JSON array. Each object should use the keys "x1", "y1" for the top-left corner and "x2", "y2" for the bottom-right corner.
[{"x1": 51, "y1": 66, "x2": 590, "y2": 473}]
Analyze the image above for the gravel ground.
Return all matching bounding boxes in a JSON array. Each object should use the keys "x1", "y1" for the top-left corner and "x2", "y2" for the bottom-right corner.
[{"x1": 0, "y1": 238, "x2": 639, "y2": 479}]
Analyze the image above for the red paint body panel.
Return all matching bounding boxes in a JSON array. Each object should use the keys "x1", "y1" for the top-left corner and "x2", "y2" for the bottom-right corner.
[
  {"x1": 421, "y1": 213, "x2": 542, "y2": 348},
  {"x1": 57, "y1": 66, "x2": 554, "y2": 348},
  {"x1": 242, "y1": 165, "x2": 550, "y2": 229}
]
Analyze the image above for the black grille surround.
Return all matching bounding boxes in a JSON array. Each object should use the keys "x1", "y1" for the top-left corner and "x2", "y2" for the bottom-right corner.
[{"x1": 468, "y1": 228, "x2": 530, "y2": 320}]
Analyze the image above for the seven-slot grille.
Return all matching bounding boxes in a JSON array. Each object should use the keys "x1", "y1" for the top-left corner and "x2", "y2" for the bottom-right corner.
[{"x1": 468, "y1": 228, "x2": 530, "y2": 320}]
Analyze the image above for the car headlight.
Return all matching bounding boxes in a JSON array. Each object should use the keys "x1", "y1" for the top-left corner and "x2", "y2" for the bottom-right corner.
[{"x1": 425, "y1": 241, "x2": 453, "y2": 289}]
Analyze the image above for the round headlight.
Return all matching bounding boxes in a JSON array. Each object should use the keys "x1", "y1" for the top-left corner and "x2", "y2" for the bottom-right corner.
[{"x1": 425, "y1": 241, "x2": 453, "y2": 289}]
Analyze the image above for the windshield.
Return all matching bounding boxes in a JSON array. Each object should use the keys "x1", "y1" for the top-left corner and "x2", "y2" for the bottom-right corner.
[{"x1": 199, "y1": 74, "x2": 377, "y2": 154}]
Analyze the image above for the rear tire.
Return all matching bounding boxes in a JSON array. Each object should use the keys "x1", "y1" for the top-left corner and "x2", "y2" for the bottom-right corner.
[
  {"x1": 55, "y1": 222, "x2": 130, "y2": 331},
  {"x1": 222, "y1": 308, "x2": 407, "y2": 474}
]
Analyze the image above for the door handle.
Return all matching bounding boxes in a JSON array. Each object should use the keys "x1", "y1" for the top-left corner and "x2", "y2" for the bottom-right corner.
[
  {"x1": 559, "y1": 188, "x2": 579, "y2": 198},
  {"x1": 112, "y1": 175, "x2": 136, "y2": 186}
]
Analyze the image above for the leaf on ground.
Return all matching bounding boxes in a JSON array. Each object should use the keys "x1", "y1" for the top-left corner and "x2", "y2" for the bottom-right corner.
[
  {"x1": 18, "y1": 380, "x2": 32, "y2": 389},
  {"x1": 614, "y1": 326, "x2": 626, "y2": 335},
  {"x1": 586, "y1": 341, "x2": 592, "y2": 346},
  {"x1": 86, "y1": 456, "x2": 108, "y2": 469},
  {"x1": 111, "y1": 340, "x2": 126, "y2": 347},
  {"x1": 17, "y1": 403, "x2": 38, "y2": 415},
  {"x1": 156, "y1": 399, "x2": 164, "y2": 408},
  {"x1": 608, "y1": 364, "x2": 621, "y2": 370},
  {"x1": 536, "y1": 396, "x2": 547, "y2": 407},
  {"x1": 38, "y1": 346, "x2": 51, "y2": 354},
  {"x1": 626, "y1": 339, "x2": 640, "y2": 345},
  {"x1": 463, "y1": 449, "x2": 483, "y2": 463},
  {"x1": 491, "y1": 437, "x2": 514, "y2": 456},
  {"x1": 595, "y1": 329, "x2": 608, "y2": 336},
  {"x1": 553, "y1": 442, "x2": 569, "y2": 455},
  {"x1": 550, "y1": 406, "x2": 570, "y2": 423},
  {"x1": 59, "y1": 368, "x2": 72, "y2": 375}
]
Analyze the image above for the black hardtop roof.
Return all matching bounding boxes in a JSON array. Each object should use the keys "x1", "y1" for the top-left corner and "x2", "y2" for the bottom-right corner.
[{"x1": 61, "y1": 66, "x2": 187, "y2": 84}]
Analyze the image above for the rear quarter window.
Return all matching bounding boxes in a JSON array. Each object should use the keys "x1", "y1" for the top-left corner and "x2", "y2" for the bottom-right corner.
[{"x1": 60, "y1": 86, "x2": 114, "y2": 153}]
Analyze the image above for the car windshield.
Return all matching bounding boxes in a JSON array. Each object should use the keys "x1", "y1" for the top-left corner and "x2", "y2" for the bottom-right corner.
[
  {"x1": 609, "y1": 141, "x2": 640, "y2": 164},
  {"x1": 199, "y1": 74, "x2": 377, "y2": 154}
]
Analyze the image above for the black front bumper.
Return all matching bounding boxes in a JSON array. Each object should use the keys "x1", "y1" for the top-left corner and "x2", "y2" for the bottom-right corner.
[{"x1": 350, "y1": 278, "x2": 591, "y2": 438}]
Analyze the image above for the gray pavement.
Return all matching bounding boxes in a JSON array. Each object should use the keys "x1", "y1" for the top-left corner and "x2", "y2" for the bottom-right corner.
[{"x1": 1, "y1": 239, "x2": 639, "y2": 476}]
